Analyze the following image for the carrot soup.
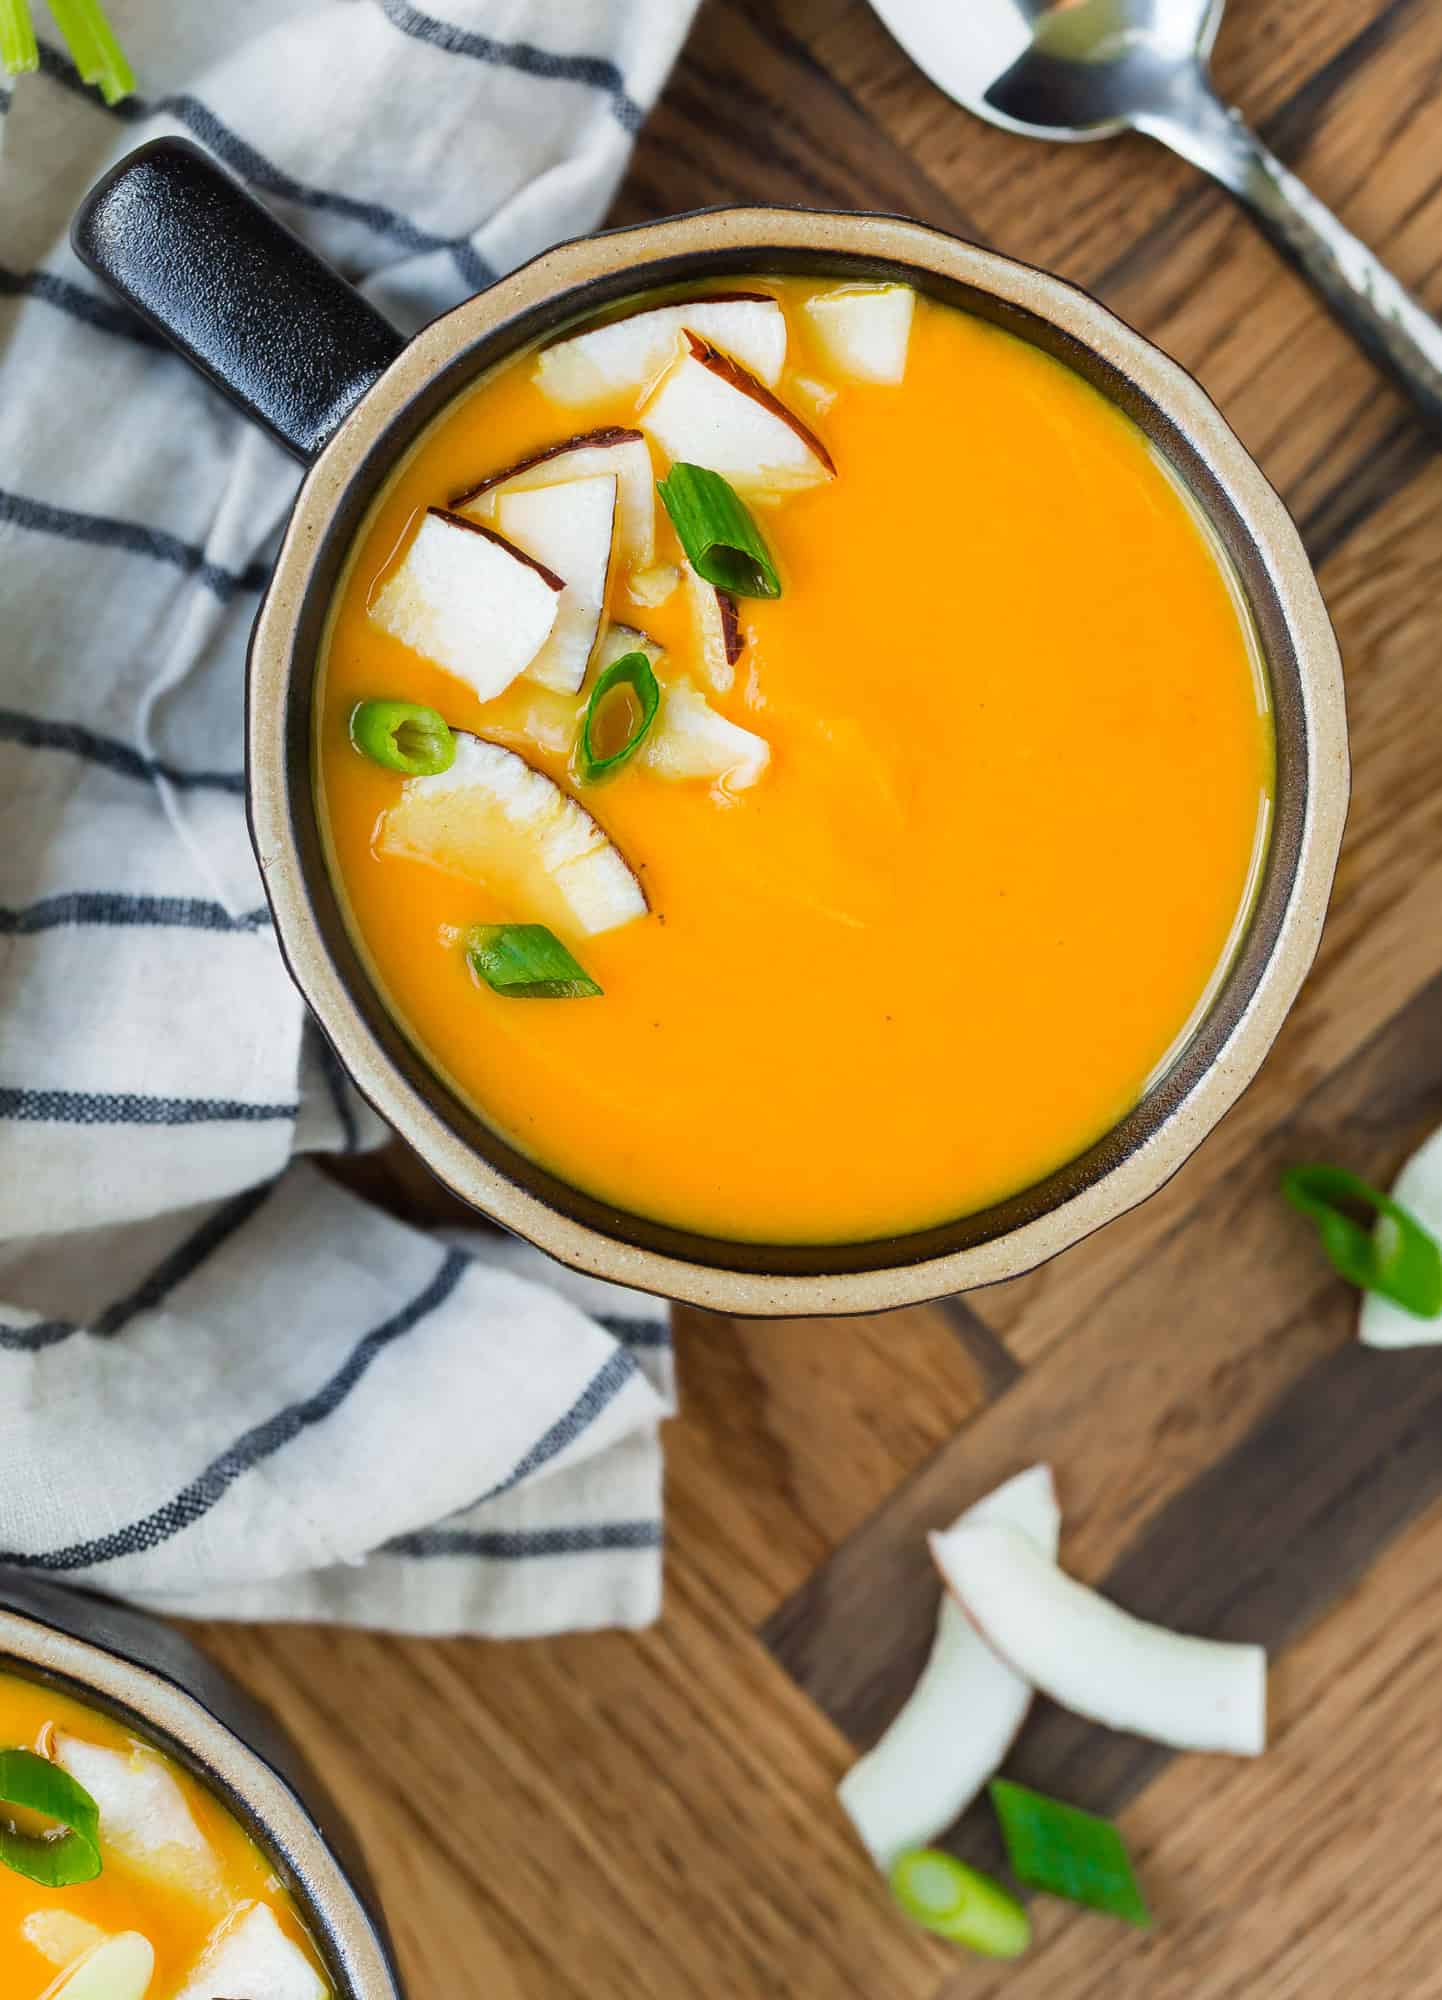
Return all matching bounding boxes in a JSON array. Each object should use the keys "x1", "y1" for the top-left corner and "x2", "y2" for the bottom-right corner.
[
  {"x1": 317, "y1": 278, "x2": 1272, "y2": 1243},
  {"x1": 0, "y1": 1671, "x2": 331, "y2": 1997}
]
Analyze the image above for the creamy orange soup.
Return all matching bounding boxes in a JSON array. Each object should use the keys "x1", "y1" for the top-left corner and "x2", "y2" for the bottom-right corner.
[
  {"x1": 318, "y1": 278, "x2": 1272, "y2": 1243},
  {"x1": 0, "y1": 1672, "x2": 331, "y2": 1997}
]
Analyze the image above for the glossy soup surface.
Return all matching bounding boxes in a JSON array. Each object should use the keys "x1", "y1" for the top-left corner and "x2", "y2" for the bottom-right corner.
[
  {"x1": 319, "y1": 279, "x2": 1272, "y2": 1243},
  {"x1": 0, "y1": 1672, "x2": 331, "y2": 1997}
]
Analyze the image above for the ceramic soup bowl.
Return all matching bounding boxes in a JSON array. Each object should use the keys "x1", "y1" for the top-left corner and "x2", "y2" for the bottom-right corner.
[
  {"x1": 73, "y1": 138, "x2": 1347, "y2": 1316},
  {"x1": 0, "y1": 1569, "x2": 402, "y2": 1997}
]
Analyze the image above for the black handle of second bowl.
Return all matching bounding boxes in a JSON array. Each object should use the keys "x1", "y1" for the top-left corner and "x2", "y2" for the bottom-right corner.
[{"x1": 72, "y1": 138, "x2": 407, "y2": 464}]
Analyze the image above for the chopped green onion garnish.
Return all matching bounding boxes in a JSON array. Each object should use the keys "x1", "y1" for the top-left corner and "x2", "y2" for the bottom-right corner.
[
  {"x1": 467, "y1": 924, "x2": 601, "y2": 999},
  {"x1": 350, "y1": 700, "x2": 456, "y2": 777},
  {"x1": 576, "y1": 649, "x2": 660, "y2": 785},
  {"x1": 0, "y1": 1749, "x2": 103, "y2": 1887},
  {"x1": 989, "y1": 1780, "x2": 1150, "y2": 1927},
  {"x1": 0, "y1": 0, "x2": 38, "y2": 79},
  {"x1": 656, "y1": 462, "x2": 781, "y2": 599},
  {"x1": 889, "y1": 1849, "x2": 1030, "y2": 1958},
  {"x1": 1282, "y1": 1163, "x2": 1442, "y2": 1319},
  {"x1": 41, "y1": 0, "x2": 134, "y2": 100}
]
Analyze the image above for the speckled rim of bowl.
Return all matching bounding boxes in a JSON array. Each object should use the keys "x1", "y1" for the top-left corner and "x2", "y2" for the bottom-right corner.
[
  {"x1": 248, "y1": 206, "x2": 1348, "y2": 1317},
  {"x1": 0, "y1": 1578, "x2": 401, "y2": 1999}
]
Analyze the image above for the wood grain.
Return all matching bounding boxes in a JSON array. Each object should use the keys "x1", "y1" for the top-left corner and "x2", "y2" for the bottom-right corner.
[
  {"x1": 940, "y1": 1497, "x2": 1442, "y2": 1997},
  {"x1": 764, "y1": 969, "x2": 1442, "y2": 1747},
  {"x1": 195, "y1": 4, "x2": 1442, "y2": 1996}
]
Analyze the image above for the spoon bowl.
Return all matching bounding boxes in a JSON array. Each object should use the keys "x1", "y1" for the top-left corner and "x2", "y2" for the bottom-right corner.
[
  {"x1": 897, "y1": 0, "x2": 1225, "y2": 141},
  {"x1": 871, "y1": 0, "x2": 1442, "y2": 428}
]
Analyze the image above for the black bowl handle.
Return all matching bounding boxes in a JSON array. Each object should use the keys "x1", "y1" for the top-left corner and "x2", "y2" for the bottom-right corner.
[{"x1": 72, "y1": 137, "x2": 407, "y2": 465}]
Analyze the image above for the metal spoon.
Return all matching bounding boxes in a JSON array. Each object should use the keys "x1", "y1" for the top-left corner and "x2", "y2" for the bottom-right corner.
[{"x1": 869, "y1": 0, "x2": 1442, "y2": 430}]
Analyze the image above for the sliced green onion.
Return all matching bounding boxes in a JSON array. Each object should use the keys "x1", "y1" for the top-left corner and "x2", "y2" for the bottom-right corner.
[
  {"x1": 989, "y1": 1780, "x2": 1150, "y2": 1927},
  {"x1": 467, "y1": 924, "x2": 601, "y2": 1000},
  {"x1": 656, "y1": 463, "x2": 781, "y2": 599},
  {"x1": 576, "y1": 649, "x2": 660, "y2": 785},
  {"x1": 0, "y1": 1749, "x2": 103, "y2": 1887},
  {"x1": 350, "y1": 700, "x2": 455, "y2": 777},
  {"x1": 889, "y1": 1849, "x2": 1030, "y2": 1958},
  {"x1": 45, "y1": 0, "x2": 134, "y2": 100},
  {"x1": 1282, "y1": 1163, "x2": 1442, "y2": 1319},
  {"x1": 0, "y1": 0, "x2": 38, "y2": 79}
]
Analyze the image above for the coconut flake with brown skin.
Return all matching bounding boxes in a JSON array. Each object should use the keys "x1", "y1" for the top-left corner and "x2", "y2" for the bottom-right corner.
[
  {"x1": 931, "y1": 1521, "x2": 1266, "y2": 1756},
  {"x1": 492, "y1": 474, "x2": 619, "y2": 694},
  {"x1": 368, "y1": 509, "x2": 562, "y2": 703},
  {"x1": 837, "y1": 1467, "x2": 1059, "y2": 1866},
  {"x1": 641, "y1": 333, "x2": 836, "y2": 495},
  {"x1": 683, "y1": 561, "x2": 744, "y2": 693},
  {"x1": 453, "y1": 426, "x2": 657, "y2": 571},
  {"x1": 535, "y1": 293, "x2": 787, "y2": 405}
]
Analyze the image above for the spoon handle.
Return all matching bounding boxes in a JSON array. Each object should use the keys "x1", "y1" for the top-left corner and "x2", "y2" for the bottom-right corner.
[{"x1": 1137, "y1": 86, "x2": 1442, "y2": 434}]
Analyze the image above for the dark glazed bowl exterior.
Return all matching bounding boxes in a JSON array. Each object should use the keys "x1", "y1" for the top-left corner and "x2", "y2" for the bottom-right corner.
[
  {"x1": 0, "y1": 1572, "x2": 402, "y2": 1999},
  {"x1": 249, "y1": 209, "x2": 1347, "y2": 1315}
]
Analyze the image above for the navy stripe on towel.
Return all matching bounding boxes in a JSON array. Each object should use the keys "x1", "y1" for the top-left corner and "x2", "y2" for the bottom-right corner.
[
  {"x1": 377, "y1": 0, "x2": 646, "y2": 130},
  {"x1": 0, "y1": 707, "x2": 245, "y2": 793},
  {"x1": 0, "y1": 489, "x2": 270, "y2": 604},
  {"x1": 0, "y1": 1248, "x2": 471, "y2": 1570},
  {"x1": 0, "y1": 264, "x2": 164, "y2": 347},
  {"x1": 484, "y1": 1349, "x2": 640, "y2": 1501},
  {"x1": 36, "y1": 43, "x2": 493, "y2": 290},
  {"x1": 0, "y1": 1181, "x2": 279, "y2": 1354},
  {"x1": 597, "y1": 1314, "x2": 670, "y2": 1351},
  {"x1": 0, "y1": 894, "x2": 270, "y2": 935},
  {"x1": 388, "y1": 1520, "x2": 662, "y2": 1559},
  {"x1": 0, "y1": 1087, "x2": 297, "y2": 1127}
]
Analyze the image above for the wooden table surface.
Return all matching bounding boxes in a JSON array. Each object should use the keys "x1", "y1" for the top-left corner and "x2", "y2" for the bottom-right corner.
[{"x1": 199, "y1": 1, "x2": 1442, "y2": 1993}]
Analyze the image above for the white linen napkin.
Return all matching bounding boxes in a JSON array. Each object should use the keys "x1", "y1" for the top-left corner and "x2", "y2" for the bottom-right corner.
[{"x1": 0, "y1": 0, "x2": 697, "y2": 1635}]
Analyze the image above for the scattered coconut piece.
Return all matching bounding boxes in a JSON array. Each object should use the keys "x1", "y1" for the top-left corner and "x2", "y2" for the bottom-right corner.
[
  {"x1": 788, "y1": 373, "x2": 839, "y2": 415},
  {"x1": 838, "y1": 1467, "x2": 1060, "y2": 1866},
  {"x1": 490, "y1": 474, "x2": 618, "y2": 693},
  {"x1": 42, "y1": 1932, "x2": 155, "y2": 2000},
  {"x1": 596, "y1": 622, "x2": 664, "y2": 672},
  {"x1": 1361, "y1": 1125, "x2": 1442, "y2": 1347},
  {"x1": 683, "y1": 562, "x2": 744, "y2": 693},
  {"x1": 53, "y1": 1735, "x2": 220, "y2": 1897},
  {"x1": 378, "y1": 731, "x2": 646, "y2": 937},
  {"x1": 453, "y1": 427, "x2": 656, "y2": 570},
  {"x1": 640, "y1": 333, "x2": 835, "y2": 495},
  {"x1": 535, "y1": 293, "x2": 787, "y2": 405},
  {"x1": 804, "y1": 284, "x2": 916, "y2": 384},
  {"x1": 641, "y1": 678, "x2": 769, "y2": 792},
  {"x1": 23, "y1": 1909, "x2": 108, "y2": 1970},
  {"x1": 172, "y1": 1902, "x2": 326, "y2": 2000},
  {"x1": 931, "y1": 1523, "x2": 1266, "y2": 1757},
  {"x1": 627, "y1": 560, "x2": 681, "y2": 609},
  {"x1": 368, "y1": 509, "x2": 562, "y2": 702}
]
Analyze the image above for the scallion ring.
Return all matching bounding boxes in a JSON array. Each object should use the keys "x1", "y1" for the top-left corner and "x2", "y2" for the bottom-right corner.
[
  {"x1": 467, "y1": 924, "x2": 602, "y2": 999},
  {"x1": 0, "y1": 1749, "x2": 103, "y2": 1887},
  {"x1": 889, "y1": 1849, "x2": 1031, "y2": 1958},
  {"x1": 656, "y1": 463, "x2": 781, "y2": 599},
  {"x1": 576, "y1": 649, "x2": 660, "y2": 785},
  {"x1": 350, "y1": 700, "x2": 456, "y2": 777},
  {"x1": 1281, "y1": 1163, "x2": 1442, "y2": 1317}
]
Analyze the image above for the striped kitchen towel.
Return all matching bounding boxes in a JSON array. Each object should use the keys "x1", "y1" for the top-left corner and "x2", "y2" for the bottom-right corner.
[{"x1": 0, "y1": 0, "x2": 695, "y2": 1636}]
